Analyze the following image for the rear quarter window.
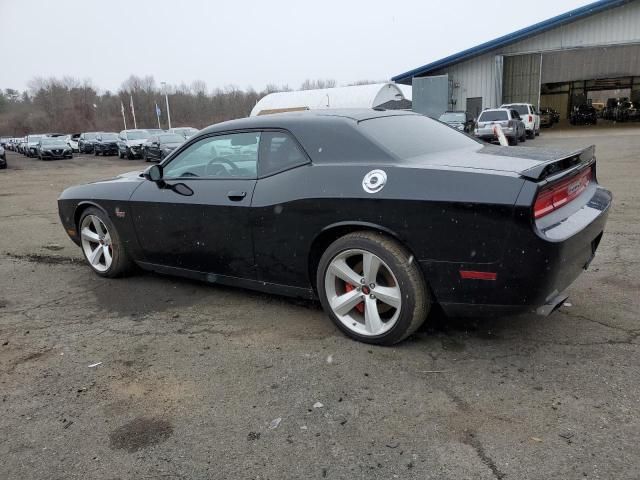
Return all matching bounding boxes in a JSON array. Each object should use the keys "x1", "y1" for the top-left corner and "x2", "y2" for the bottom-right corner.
[{"x1": 358, "y1": 114, "x2": 479, "y2": 160}]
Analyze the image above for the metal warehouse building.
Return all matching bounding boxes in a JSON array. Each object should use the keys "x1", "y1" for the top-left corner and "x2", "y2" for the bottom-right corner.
[{"x1": 392, "y1": 0, "x2": 640, "y2": 120}]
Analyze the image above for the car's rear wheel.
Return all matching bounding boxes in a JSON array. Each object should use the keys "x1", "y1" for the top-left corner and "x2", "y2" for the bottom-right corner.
[
  {"x1": 79, "y1": 208, "x2": 133, "y2": 278},
  {"x1": 509, "y1": 134, "x2": 518, "y2": 146},
  {"x1": 317, "y1": 232, "x2": 429, "y2": 345}
]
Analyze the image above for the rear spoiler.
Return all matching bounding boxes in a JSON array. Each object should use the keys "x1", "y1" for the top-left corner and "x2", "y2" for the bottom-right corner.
[{"x1": 520, "y1": 145, "x2": 595, "y2": 181}]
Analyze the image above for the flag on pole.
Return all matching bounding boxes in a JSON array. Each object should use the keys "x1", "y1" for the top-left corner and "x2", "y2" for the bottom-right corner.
[{"x1": 129, "y1": 95, "x2": 137, "y2": 129}]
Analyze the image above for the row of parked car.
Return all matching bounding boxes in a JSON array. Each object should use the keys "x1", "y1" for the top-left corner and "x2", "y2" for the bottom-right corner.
[
  {"x1": 2, "y1": 127, "x2": 198, "y2": 162},
  {"x1": 438, "y1": 102, "x2": 551, "y2": 146}
]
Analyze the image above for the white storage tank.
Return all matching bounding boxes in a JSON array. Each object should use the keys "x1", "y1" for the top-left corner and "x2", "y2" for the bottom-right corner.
[{"x1": 250, "y1": 82, "x2": 411, "y2": 116}]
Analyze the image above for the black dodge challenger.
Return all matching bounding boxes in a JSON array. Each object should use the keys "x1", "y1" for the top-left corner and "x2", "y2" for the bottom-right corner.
[{"x1": 58, "y1": 110, "x2": 611, "y2": 345}]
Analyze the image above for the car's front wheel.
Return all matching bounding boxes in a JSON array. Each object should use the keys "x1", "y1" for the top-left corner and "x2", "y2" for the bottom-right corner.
[
  {"x1": 79, "y1": 207, "x2": 133, "y2": 278},
  {"x1": 317, "y1": 232, "x2": 429, "y2": 345}
]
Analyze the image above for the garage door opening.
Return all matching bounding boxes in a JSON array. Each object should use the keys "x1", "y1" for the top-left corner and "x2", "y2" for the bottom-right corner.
[
  {"x1": 541, "y1": 76, "x2": 640, "y2": 125},
  {"x1": 504, "y1": 44, "x2": 640, "y2": 128}
]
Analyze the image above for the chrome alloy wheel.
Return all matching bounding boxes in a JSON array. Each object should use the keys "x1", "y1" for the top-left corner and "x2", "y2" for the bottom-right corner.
[
  {"x1": 80, "y1": 215, "x2": 113, "y2": 272},
  {"x1": 324, "y1": 249, "x2": 402, "y2": 337}
]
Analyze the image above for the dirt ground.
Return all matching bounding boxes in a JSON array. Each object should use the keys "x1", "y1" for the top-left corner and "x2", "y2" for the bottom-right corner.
[{"x1": 1, "y1": 127, "x2": 638, "y2": 480}]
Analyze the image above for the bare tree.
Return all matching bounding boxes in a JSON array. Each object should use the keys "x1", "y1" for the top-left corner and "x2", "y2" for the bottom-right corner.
[{"x1": 300, "y1": 79, "x2": 337, "y2": 90}]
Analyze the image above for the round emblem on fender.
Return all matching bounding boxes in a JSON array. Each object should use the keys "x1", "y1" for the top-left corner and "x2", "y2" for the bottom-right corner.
[{"x1": 362, "y1": 170, "x2": 387, "y2": 193}]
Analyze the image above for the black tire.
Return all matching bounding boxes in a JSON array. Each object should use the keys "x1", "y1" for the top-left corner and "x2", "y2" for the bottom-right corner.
[
  {"x1": 509, "y1": 134, "x2": 518, "y2": 146},
  {"x1": 526, "y1": 130, "x2": 534, "y2": 139},
  {"x1": 535, "y1": 128, "x2": 540, "y2": 136},
  {"x1": 78, "y1": 207, "x2": 134, "y2": 278},
  {"x1": 143, "y1": 150, "x2": 149, "y2": 162},
  {"x1": 118, "y1": 150, "x2": 124, "y2": 159},
  {"x1": 520, "y1": 130, "x2": 526, "y2": 142},
  {"x1": 316, "y1": 231, "x2": 430, "y2": 345}
]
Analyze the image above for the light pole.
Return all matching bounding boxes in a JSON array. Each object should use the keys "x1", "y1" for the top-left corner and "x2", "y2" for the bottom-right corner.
[{"x1": 161, "y1": 81, "x2": 172, "y2": 130}]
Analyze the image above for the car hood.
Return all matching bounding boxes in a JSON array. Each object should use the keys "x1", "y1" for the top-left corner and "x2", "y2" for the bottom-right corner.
[
  {"x1": 125, "y1": 139, "x2": 147, "y2": 146},
  {"x1": 90, "y1": 170, "x2": 144, "y2": 184},
  {"x1": 42, "y1": 144, "x2": 68, "y2": 149},
  {"x1": 402, "y1": 144, "x2": 593, "y2": 180},
  {"x1": 162, "y1": 142, "x2": 182, "y2": 149}
]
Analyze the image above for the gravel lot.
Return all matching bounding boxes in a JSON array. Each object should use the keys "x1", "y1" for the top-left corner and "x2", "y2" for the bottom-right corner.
[{"x1": 1, "y1": 127, "x2": 638, "y2": 479}]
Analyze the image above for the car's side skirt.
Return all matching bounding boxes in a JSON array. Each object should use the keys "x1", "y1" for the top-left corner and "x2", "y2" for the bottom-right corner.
[{"x1": 136, "y1": 261, "x2": 317, "y2": 300}]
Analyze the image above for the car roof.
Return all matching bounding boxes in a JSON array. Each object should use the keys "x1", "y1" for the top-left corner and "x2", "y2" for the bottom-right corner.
[
  {"x1": 481, "y1": 108, "x2": 510, "y2": 112},
  {"x1": 200, "y1": 108, "x2": 417, "y2": 135}
]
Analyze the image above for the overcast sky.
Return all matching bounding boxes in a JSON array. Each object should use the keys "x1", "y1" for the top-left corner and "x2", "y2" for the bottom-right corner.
[{"x1": 1, "y1": 0, "x2": 592, "y2": 93}]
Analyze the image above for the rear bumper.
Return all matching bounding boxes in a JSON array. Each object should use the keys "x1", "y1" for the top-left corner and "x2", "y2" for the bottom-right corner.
[
  {"x1": 422, "y1": 185, "x2": 612, "y2": 317},
  {"x1": 475, "y1": 130, "x2": 516, "y2": 141}
]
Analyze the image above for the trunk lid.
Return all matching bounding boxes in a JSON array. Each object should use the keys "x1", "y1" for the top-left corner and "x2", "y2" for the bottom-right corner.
[{"x1": 404, "y1": 144, "x2": 595, "y2": 180}]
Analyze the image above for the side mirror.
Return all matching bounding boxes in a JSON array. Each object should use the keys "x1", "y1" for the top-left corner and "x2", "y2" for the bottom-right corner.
[{"x1": 144, "y1": 164, "x2": 163, "y2": 182}]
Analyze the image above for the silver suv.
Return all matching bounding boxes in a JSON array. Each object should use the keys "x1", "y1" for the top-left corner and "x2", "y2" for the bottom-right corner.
[
  {"x1": 500, "y1": 103, "x2": 540, "y2": 138},
  {"x1": 474, "y1": 108, "x2": 526, "y2": 146}
]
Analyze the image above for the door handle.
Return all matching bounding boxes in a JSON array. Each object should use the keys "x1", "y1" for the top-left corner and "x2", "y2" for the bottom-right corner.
[{"x1": 227, "y1": 191, "x2": 247, "y2": 201}]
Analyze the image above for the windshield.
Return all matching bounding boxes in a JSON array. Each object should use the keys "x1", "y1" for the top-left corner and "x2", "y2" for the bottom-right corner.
[
  {"x1": 124, "y1": 131, "x2": 149, "y2": 140},
  {"x1": 160, "y1": 134, "x2": 186, "y2": 144},
  {"x1": 439, "y1": 113, "x2": 466, "y2": 122},
  {"x1": 478, "y1": 111, "x2": 508, "y2": 122},
  {"x1": 359, "y1": 114, "x2": 478, "y2": 160},
  {"x1": 28, "y1": 135, "x2": 44, "y2": 142},
  {"x1": 100, "y1": 133, "x2": 118, "y2": 141},
  {"x1": 85, "y1": 132, "x2": 99, "y2": 140}
]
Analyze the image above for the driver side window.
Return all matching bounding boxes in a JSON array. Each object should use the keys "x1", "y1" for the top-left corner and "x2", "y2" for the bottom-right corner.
[{"x1": 163, "y1": 132, "x2": 260, "y2": 179}]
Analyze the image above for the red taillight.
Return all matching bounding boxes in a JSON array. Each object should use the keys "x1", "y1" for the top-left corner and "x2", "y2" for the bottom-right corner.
[
  {"x1": 534, "y1": 168, "x2": 592, "y2": 219},
  {"x1": 460, "y1": 270, "x2": 497, "y2": 281},
  {"x1": 528, "y1": 115, "x2": 533, "y2": 122}
]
